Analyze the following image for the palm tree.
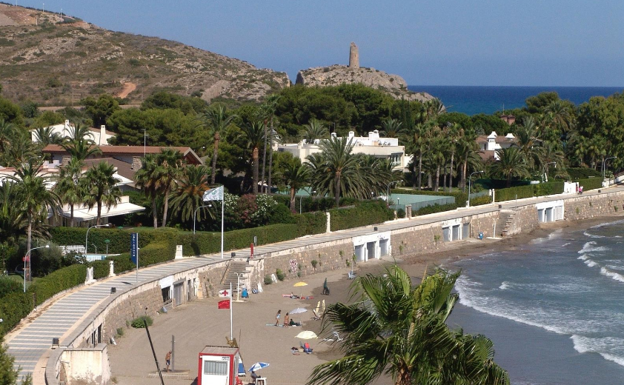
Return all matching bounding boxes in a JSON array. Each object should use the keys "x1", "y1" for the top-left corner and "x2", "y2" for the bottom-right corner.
[
  {"x1": 11, "y1": 159, "x2": 60, "y2": 270},
  {"x1": 134, "y1": 154, "x2": 160, "y2": 228},
  {"x1": 311, "y1": 136, "x2": 360, "y2": 207},
  {"x1": 282, "y1": 158, "x2": 310, "y2": 212},
  {"x1": 240, "y1": 121, "x2": 266, "y2": 195},
  {"x1": 0, "y1": 118, "x2": 16, "y2": 153},
  {"x1": 307, "y1": 265, "x2": 509, "y2": 385},
  {"x1": 33, "y1": 126, "x2": 61, "y2": 146},
  {"x1": 156, "y1": 148, "x2": 184, "y2": 226},
  {"x1": 1, "y1": 128, "x2": 37, "y2": 167},
  {"x1": 259, "y1": 95, "x2": 281, "y2": 193},
  {"x1": 82, "y1": 162, "x2": 121, "y2": 226},
  {"x1": 61, "y1": 123, "x2": 101, "y2": 161},
  {"x1": 302, "y1": 119, "x2": 329, "y2": 142},
  {"x1": 490, "y1": 147, "x2": 531, "y2": 187},
  {"x1": 0, "y1": 181, "x2": 27, "y2": 271},
  {"x1": 55, "y1": 157, "x2": 84, "y2": 227},
  {"x1": 515, "y1": 116, "x2": 542, "y2": 171},
  {"x1": 202, "y1": 105, "x2": 237, "y2": 185},
  {"x1": 170, "y1": 164, "x2": 211, "y2": 223},
  {"x1": 380, "y1": 118, "x2": 405, "y2": 139}
]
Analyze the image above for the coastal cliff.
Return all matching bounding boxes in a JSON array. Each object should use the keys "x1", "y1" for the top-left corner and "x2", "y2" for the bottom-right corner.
[{"x1": 296, "y1": 42, "x2": 437, "y2": 103}]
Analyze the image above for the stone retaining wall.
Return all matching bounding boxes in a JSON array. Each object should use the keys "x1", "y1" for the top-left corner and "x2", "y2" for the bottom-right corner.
[{"x1": 565, "y1": 191, "x2": 624, "y2": 221}]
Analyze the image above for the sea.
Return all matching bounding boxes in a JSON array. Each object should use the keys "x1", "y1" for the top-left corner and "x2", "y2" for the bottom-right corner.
[
  {"x1": 445, "y1": 220, "x2": 624, "y2": 385},
  {"x1": 407, "y1": 86, "x2": 624, "y2": 116}
]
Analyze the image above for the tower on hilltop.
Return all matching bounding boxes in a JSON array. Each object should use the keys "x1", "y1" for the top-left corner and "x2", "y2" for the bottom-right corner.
[{"x1": 349, "y1": 42, "x2": 359, "y2": 69}]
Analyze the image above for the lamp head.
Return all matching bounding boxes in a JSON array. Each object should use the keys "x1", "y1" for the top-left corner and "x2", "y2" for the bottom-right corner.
[{"x1": 45, "y1": 245, "x2": 50, "y2": 249}]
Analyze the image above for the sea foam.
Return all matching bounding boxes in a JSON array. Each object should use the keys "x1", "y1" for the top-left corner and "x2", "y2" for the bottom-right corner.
[{"x1": 571, "y1": 335, "x2": 624, "y2": 368}]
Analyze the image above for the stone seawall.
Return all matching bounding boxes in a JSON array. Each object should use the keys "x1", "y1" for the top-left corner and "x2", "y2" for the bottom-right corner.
[{"x1": 565, "y1": 190, "x2": 624, "y2": 221}]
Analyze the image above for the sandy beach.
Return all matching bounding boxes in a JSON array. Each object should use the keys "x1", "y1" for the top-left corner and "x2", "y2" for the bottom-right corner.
[{"x1": 107, "y1": 215, "x2": 620, "y2": 385}]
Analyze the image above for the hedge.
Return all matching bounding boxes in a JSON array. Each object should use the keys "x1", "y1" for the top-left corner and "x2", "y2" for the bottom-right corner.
[
  {"x1": 330, "y1": 201, "x2": 394, "y2": 231},
  {"x1": 0, "y1": 264, "x2": 87, "y2": 337},
  {"x1": 295, "y1": 212, "x2": 326, "y2": 236},
  {"x1": 50, "y1": 227, "x2": 134, "y2": 254},
  {"x1": 578, "y1": 177, "x2": 602, "y2": 191},
  {"x1": 470, "y1": 195, "x2": 492, "y2": 207},
  {"x1": 568, "y1": 168, "x2": 601, "y2": 180},
  {"x1": 495, "y1": 182, "x2": 565, "y2": 202},
  {"x1": 415, "y1": 203, "x2": 458, "y2": 216}
]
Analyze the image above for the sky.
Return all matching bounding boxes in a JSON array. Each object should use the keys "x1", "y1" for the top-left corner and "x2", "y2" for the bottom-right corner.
[{"x1": 14, "y1": 0, "x2": 624, "y2": 87}]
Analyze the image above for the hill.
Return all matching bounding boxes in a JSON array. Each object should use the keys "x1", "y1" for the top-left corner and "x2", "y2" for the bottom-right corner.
[
  {"x1": 0, "y1": 3, "x2": 290, "y2": 105},
  {"x1": 296, "y1": 42, "x2": 436, "y2": 103}
]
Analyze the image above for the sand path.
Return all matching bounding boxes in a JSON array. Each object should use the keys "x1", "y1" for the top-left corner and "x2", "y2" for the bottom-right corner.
[{"x1": 117, "y1": 82, "x2": 136, "y2": 99}]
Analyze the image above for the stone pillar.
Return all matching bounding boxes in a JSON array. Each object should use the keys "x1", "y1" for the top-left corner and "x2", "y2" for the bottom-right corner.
[
  {"x1": 85, "y1": 267, "x2": 95, "y2": 285},
  {"x1": 109, "y1": 261, "x2": 116, "y2": 277},
  {"x1": 175, "y1": 245, "x2": 183, "y2": 259},
  {"x1": 349, "y1": 42, "x2": 359, "y2": 69},
  {"x1": 326, "y1": 212, "x2": 331, "y2": 233}
]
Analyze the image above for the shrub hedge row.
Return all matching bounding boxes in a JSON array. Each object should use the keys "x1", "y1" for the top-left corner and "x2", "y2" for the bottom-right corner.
[
  {"x1": 577, "y1": 177, "x2": 602, "y2": 191},
  {"x1": 0, "y1": 264, "x2": 87, "y2": 336},
  {"x1": 470, "y1": 195, "x2": 492, "y2": 207},
  {"x1": 495, "y1": 182, "x2": 565, "y2": 202},
  {"x1": 568, "y1": 168, "x2": 601, "y2": 180},
  {"x1": 415, "y1": 203, "x2": 458, "y2": 216},
  {"x1": 330, "y1": 201, "x2": 394, "y2": 231}
]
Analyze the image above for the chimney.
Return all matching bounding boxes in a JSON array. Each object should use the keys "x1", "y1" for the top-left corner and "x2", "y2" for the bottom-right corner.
[{"x1": 100, "y1": 125, "x2": 106, "y2": 146}]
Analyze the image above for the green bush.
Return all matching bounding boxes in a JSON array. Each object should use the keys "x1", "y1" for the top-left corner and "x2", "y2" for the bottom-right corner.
[
  {"x1": 116, "y1": 327, "x2": 124, "y2": 337},
  {"x1": 90, "y1": 260, "x2": 110, "y2": 279},
  {"x1": 578, "y1": 177, "x2": 602, "y2": 191},
  {"x1": 311, "y1": 260, "x2": 318, "y2": 269},
  {"x1": 495, "y1": 185, "x2": 535, "y2": 202},
  {"x1": 107, "y1": 254, "x2": 135, "y2": 274},
  {"x1": 49, "y1": 227, "x2": 134, "y2": 254},
  {"x1": 568, "y1": 168, "x2": 601, "y2": 180},
  {"x1": 415, "y1": 203, "x2": 458, "y2": 216},
  {"x1": 0, "y1": 276, "x2": 22, "y2": 299},
  {"x1": 276, "y1": 269, "x2": 285, "y2": 281},
  {"x1": 295, "y1": 212, "x2": 326, "y2": 236},
  {"x1": 130, "y1": 316, "x2": 153, "y2": 328},
  {"x1": 469, "y1": 195, "x2": 491, "y2": 207},
  {"x1": 264, "y1": 275, "x2": 272, "y2": 285},
  {"x1": 397, "y1": 208, "x2": 406, "y2": 218},
  {"x1": 393, "y1": 188, "x2": 465, "y2": 207},
  {"x1": 330, "y1": 200, "x2": 394, "y2": 231}
]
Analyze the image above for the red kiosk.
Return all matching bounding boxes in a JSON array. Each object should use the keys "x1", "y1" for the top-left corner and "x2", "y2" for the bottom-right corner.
[{"x1": 197, "y1": 345, "x2": 244, "y2": 385}]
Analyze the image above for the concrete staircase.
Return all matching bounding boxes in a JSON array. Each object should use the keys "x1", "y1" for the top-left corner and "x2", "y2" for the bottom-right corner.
[
  {"x1": 499, "y1": 210, "x2": 516, "y2": 237},
  {"x1": 221, "y1": 261, "x2": 248, "y2": 292}
]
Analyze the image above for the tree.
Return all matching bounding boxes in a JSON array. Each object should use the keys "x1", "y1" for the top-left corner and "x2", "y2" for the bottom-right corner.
[
  {"x1": 281, "y1": 158, "x2": 310, "y2": 212},
  {"x1": 12, "y1": 159, "x2": 59, "y2": 278},
  {"x1": 60, "y1": 123, "x2": 101, "y2": 161},
  {"x1": 83, "y1": 94, "x2": 121, "y2": 127},
  {"x1": 82, "y1": 162, "x2": 122, "y2": 226},
  {"x1": 240, "y1": 121, "x2": 266, "y2": 195},
  {"x1": 32, "y1": 126, "x2": 61, "y2": 146},
  {"x1": 490, "y1": 147, "x2": 531, "y2": 187},
  {"x1": 302, "y1": 119, "x2": 328, "y2": 142},
  {"x1": 202, "y1": 105, "x2": 237, "y2": 185},
  {"x1": 307, "y1": 265, "x2": 508, "y2": 385},
  {"x1": 0, "y1": 339, "x2": 23, "y2": 385},
  {"x1": 259, "y1": 95, "x2": 281, "y2": 193},
  {"x1": 380, "y1": 118, "x2": 405, "y2": 139},
  {"x1": 55, "y1": 157, "x2": 84, "y2": 227},
  {"x1": 155, "y1": 149, "x2": 184, "y2": 226},
  {"x1": 310, "y1": 136, "x2": 360, "y2": 207},
  {"x1": 170, "y1": 164, "x2": 211, "y2": 224},
  {"x1": 134, "y1": 154, "x2": 160, "y2": 228}
]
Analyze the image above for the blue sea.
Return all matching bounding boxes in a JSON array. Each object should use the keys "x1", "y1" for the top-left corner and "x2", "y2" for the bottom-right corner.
[
  {"x1": 408, "y1": 86, "x2": 624, "y2": 116},
  {"x1": 446, "y1": 220, "x2": 624, "y2": 385}
]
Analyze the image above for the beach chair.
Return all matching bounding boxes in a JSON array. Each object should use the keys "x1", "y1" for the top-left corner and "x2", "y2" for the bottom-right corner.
[
  {"x1": 312, "y1": 310, "x2": 321, "y2": 321},
  {"x1": 321, "y1": 331, "x2": 344, "y2": 342},
  {"x1": 348, "y1": 270, "x2": 356, "y2": 279},
  {"x1": 321, "y1": 300, "x2": 326, "y2": 314},
  {"x1": 314, "y1": 301, "x2": 320, "y2": 314}
]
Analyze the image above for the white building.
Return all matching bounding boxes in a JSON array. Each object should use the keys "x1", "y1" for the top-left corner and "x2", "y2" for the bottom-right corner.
[
  {"x1": 277, "y1": 130, "x2": 410, "y2": 171},
  {"x1": 476, "y1": 131, "x2": 517, "y2": 161},
  {"x1": 31, "y1": 120, "x2": 116, "y2": 146}
]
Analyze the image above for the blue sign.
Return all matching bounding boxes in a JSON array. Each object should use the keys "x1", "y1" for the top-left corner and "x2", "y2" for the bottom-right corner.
[{"x1": 130, "y1": 233, "x2": 138, "y2": 265}]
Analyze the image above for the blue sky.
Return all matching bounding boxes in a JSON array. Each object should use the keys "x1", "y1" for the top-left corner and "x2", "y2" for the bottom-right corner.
[{"x1": 16, "y1": 0, "x2": 624, "y2": 86}]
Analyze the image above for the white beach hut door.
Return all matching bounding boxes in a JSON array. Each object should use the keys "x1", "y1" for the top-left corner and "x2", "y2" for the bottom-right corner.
[{"x1": 201, "y1": 358, "x2": 229, "y2": 385}]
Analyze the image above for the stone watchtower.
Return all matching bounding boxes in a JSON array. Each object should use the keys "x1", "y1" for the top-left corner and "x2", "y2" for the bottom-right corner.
[{"x1": 349, "y1": 42, "x2": 359, "y2": 69}]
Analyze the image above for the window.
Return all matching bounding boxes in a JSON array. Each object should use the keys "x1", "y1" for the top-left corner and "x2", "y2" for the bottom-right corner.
[{"x1": 203, "y1": 360, "x2": 228, "y2": 376}]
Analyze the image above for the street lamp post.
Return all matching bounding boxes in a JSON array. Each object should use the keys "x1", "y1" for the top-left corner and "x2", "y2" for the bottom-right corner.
[
  {"x1": 467, "y1": 171, "x2": 484, "y2": 207},
  {"x1": 86, "y1": 224, "x2": 110, "y2": 258},
  {"x1": 602, "y1": 156, "x2": 617, "y2": 186},
  {"x1": 24, "y1": 245, "x2": 49, "y2": 292},
  {"x1": 193, "y1": 204, "x2": 213, "y2": 234}
]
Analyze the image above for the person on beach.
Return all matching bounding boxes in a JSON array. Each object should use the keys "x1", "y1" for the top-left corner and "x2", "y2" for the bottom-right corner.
[
  {"x1": 283, "y1": 312, "x2": 290, "y2": 327},
  {"x1": 251, "y1": 370, "x2": 259, "y2": 381},
  {"x1": 165, "y1": 351, "x2": 171, "y2": 372},
  {"x1": 275, "y1": 309, "x2": 281, "y2": 326}
]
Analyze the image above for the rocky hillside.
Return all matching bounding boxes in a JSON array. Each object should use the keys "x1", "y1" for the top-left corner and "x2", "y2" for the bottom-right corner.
[
  {"x1": 0, "y1": 3, "x2": 290, "y2": 105},
  {"x1": 296, "y1": 65, "x2": 435, "y2": 103}
]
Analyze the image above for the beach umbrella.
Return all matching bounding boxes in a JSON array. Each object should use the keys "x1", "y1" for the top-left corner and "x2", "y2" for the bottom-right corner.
[
  {"x1": 293, "y1": 282, "x2": 308, "y2": 287},
  {"x1": 290, "y1": 307, "x2": 307, "y2": 314},
  {"x1": 295, "y1": 331, "x2": 318, "y2": 339},
  {"x1": 249, "y1": 362, "x2": 270, "y2": 372}
]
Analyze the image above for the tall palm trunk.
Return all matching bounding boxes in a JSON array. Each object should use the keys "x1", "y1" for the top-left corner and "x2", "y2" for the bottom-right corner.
[
  {"x1": 289, "y1": 186, "x2": 296, "y2": 212},
  {"x1": 152, "y1": 198, "x2": 158, "y2": 228},
  {"x1": 461, "y1": 158, "x2": 468, "y2": 191},
  {"x1": 96, "y1": 201, "x2": 102, "y2": 226},
  {"x1": 70, "y1": 204, "x2": 75, "y2": 227},
  {"x1": 418, "y1": 150, "x2": 423, "y2": 190},
  {"x1": 267, "y1": 118, "x2": 274, "y2": 194},
  {"x1": 162, "y1": 189, "x2": 170, "y2": 226},
  {"x1": 211, "y1": 132, "x2": 220, "y2": 185},
  {"x1": 449, "y1": 152, "x2": 455, "y2": 192},
  {"x1": 435, "y1": 166, "x2": 440, "y2": 191},
  {"x1": 261, "y1": 124, "x2": 268, "y2": 193},
  {"x1": 252, "y1": 147, "x2": 259, "y2": 195},
  {"x1": 335, "y1": 170, "x2": 342, "y2": 207}
]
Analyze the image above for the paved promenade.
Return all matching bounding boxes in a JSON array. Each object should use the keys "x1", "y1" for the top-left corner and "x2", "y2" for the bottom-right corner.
[{"x1": 5, "y1": 186, "x2": 623, "y2": 381}]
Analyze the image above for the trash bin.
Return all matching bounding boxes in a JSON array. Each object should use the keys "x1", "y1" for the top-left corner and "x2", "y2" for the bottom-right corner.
[{"x1": 478, "y1": 232, "x2": 484, "y2": 240}]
